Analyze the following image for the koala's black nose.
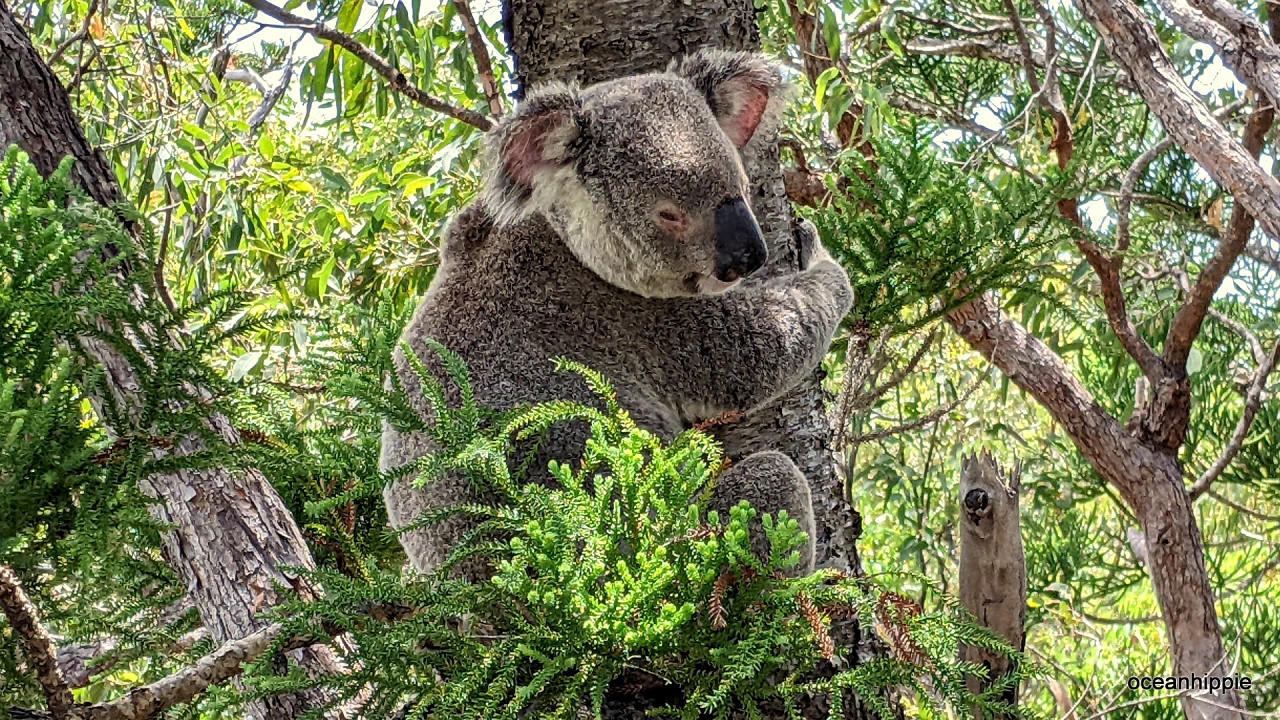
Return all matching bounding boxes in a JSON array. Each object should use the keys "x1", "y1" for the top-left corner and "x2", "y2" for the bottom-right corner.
[{"x1": 713, "y1": 197, "x2": 767, "y2": 282}]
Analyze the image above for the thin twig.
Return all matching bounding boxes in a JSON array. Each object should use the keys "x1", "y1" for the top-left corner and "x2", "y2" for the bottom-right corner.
[
  {"x1": 852, "y1": 363, "x2": 990, "y2": 444},
  {"x1": 1002, "y1": 0, "x2": 1042, "y2": 95},
  {"x1": 857, "y1": 327, "x2": 939, "y2": 412},
  {"x1": 830, "y1": 324, "x2": 885, "y2": 448},
  {"x1": 240, "y1": 0, "x2": 493, "y2": 130},
  {"x1": 1189, "y1": 336, "x2": 1280, "y2": 500},
  {"x1": 1116, "y1": 136, "x2": 1176, "y2": 253},
  {"x1": 48, "y1": 0, "x2": 100, "y2": 65},
  {"x1": 1005, "y1": 0, "x2": 1163, "y2": 380},
  {"x1": 1166, "y1": 102, "x2": 1276, "y2": 370},
  {"x1": 1206, "y1": 489, "x2": 1280, "y2": 524},
  {"x1": 1078, "y1": 692, "x2": 1185, "y2": 720},
  {"x1": 1207, "y1": 306, "x2": 1267, "y2": 364}
]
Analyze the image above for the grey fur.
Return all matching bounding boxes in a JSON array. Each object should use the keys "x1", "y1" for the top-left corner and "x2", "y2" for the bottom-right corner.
[{"x1": 380, "y1": 49, "x2": 852, "y2": 579}]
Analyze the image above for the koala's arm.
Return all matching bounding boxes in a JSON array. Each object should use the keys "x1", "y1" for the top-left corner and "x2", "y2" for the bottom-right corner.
[{"x1": 646, "y1": 253, "x2": 853, "y2": 419}]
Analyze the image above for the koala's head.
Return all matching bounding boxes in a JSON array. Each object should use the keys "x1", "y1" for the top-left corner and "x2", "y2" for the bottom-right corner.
[{"x1": 481, "y1": 49, "x2": 788, "y2": 298}]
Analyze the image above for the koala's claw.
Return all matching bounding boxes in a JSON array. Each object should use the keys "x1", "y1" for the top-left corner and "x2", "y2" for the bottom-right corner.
[{"x1": 795, "y1": 217, "x2": 833, "y2": 270}]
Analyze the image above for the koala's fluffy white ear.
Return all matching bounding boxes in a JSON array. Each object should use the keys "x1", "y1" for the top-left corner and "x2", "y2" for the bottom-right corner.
[
  {"x1": 671, "y1": 49, "x2": 788, "y2": 149},
  {"x1": 482, "y1": 84, "x2": 581, "y2": 225}
]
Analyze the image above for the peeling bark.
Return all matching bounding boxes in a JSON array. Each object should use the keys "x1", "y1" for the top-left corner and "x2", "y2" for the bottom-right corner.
[{"x1": 0, "y1": 5, "x2": 344, "y2": 718}]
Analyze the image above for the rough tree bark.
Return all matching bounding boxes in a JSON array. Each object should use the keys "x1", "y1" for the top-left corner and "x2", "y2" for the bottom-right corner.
[
  {"x1": 947, "y1": 294, "x2": 1242, "y2": 720},
  {"x1": 502, "y1": 0, "x2": 878, "y2": 716},
  {"x1": 918, "y1": 0, "x2": 1273, "y2": 715},
  {"x1": 0, "y1": 5, "x2": 344, "y2": 719},
  {"x1": 957, "y1": 453, "x2": 1026, "y2": 718}
]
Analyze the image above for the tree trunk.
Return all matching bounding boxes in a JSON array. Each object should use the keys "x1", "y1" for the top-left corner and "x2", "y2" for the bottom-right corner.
[
  {"x1": 958, "y1": 452, "x2": 1026, "y2": 718},
  {"x1": 0, "y1": 5, "x2": 345, "y2": 719},
  {"x1": 947, "y1": 294, "x2": 1241, "y2": 720},
  {"x1": 502, "y1": 1, "x2": 878, "y2": 716}
]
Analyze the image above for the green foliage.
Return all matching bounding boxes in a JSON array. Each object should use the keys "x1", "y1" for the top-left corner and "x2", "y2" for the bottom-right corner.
[
  {"x1": 12, "y1": 0, "x2": 1280, "y2": 715},
  {"x1": 806, "y1": 120, "x2": 1059, "y2": 333},
  {"x1": 0, "y1": 146, "x2": 241, "y2": 705},
  {"x1": 231, "y1": 296, "x2": 422, "y2": 577},
  {"x1": 256, "y1": 345, "x2": 1032, "y2": 720}
]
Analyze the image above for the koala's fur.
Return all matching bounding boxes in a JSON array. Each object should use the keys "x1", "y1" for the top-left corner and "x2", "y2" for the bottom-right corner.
[{"x1": 380, "y1": 49, "x2": 853, "y2": 579}]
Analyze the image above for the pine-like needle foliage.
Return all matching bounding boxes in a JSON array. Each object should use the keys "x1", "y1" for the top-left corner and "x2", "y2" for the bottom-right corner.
[
  {"x1": 0, "y1": 146, "x2": 274, "y2": 706},
  {"x1": 260, "y1": 343, "x2": 1035, "y2": 720},
  {"x1": 806, "y1": 121, "x2": 1060, "y2": 332}
]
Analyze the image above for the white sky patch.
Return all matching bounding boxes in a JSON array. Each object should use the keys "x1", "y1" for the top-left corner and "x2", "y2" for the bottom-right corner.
[
  {"x1": 1187, "y1": 43, "x2": 1247, "y2": 95},
  {"x1": 933, "y1": 128, "x2": 963, "y2": 146},
  {"x1": 1079, "y1": 196, "x2": 1112, "y2": 235},
  {"x1": 974, "y1": 105, "x2": 1003, "y2": 131}
]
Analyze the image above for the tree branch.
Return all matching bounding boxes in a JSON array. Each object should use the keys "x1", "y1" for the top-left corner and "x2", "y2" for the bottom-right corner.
[
  {"x1": 1076, "y1": 0, "x2": 1280, "y2": 240},
  {"x1": 1006, "y1": 0, "x2": 1166, "y2": 380},
  {"x1": 1165, "y1": 104, "x2": 1275, "y2": 370},
  {"x1": 1245, "y1": 240, "x2": 1280, "y2": 273},
  {"x1": 945, "y1": 292, "x2": 1153, "y2": 502},
  {"x1": 1208, "y1": 306, "x2": 1267, "y2": 365},
  {"x1": 1115, "y1": 136, "x2": 1175, "y2": 253},
  {"x1": 784, "y1": 0, "x2": 867, "y2": 150},
  {"x1": 1154, "y1": 0, "x2": 1280, "y2": 109},
  {"x1": 8, "y1": 598, "x2": 418, "y2": 720},
  {"x1": 46, "y1": 0, "x2": 99, "y2": 66},
  {"x1": 885, "y1": 92, "x2": 1001, "y2": 141},
  {"x1": 0, "y1": 565, "x2": 75, "y2": 718},
  {"x1": 450, "y1": 0, "x2": 504, "y2": 118},
  {"x1": 901, "y1": 35, "x2": 1135, "y2": 90},
  {"x1": 858, "y1": 327, "x2": 939, "y2": 411},
  {"x1": 1074, "y1": 232, "x2": 1168, "y2": 380},
  {"x1": 75, "y1": 625, "x2": 284, "y2": 720},
  {"x1": 852, "y1": 363, "x2": 987, "y2": 444},
  {"x1": 10, "y1": 626, "x2": 285, "y2": 720},
  {"x1": 240, "y1": 0, "x2": 493, "y2": 131},
  {"x1": 1189, "y1": 336, "x2": 1280, "y2": 500},
  {"x1": 224, "y1": 66, "x2": 268, "y2": 94}
]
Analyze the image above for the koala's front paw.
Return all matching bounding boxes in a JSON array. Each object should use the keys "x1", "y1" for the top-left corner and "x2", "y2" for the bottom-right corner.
[{"x1": 795, "y1": 217, "x2": 834, "y2": 270}]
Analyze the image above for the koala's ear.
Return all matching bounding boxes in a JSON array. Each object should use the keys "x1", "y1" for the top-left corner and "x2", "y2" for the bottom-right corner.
[
  {"x1": 671, "y1": 49, "x2": 787, "y2": 149},
  {"x1": 482, "y1": 84, "x2": 581, "y2": 224}
]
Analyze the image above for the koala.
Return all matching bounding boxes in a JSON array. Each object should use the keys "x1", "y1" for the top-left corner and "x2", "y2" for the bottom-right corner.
[{"x1": 379, "y1": 48, "x2": 853, "y2": 581}]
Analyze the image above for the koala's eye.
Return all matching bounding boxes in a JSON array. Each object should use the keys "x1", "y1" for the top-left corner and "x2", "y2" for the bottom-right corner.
[{"x1": 655, "y1": 205, "x2": 691, "y2": 234}]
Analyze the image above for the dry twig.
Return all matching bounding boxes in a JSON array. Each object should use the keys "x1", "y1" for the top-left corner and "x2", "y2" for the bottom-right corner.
[{"x1": 450, "y1": 0, "x2": 504, "y2": 117}]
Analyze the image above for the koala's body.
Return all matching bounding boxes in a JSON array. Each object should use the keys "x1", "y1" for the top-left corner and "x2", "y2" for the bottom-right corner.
[{"x1": 379, "y1": 49, "x2": 853, "y2": 580}]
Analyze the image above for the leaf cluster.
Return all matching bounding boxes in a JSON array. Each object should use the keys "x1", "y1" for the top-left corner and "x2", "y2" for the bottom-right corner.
[
  {"x1": 806, "y1": 121, "x2": 1059, "y2": 333},
  {"x1": 257, "y1": 344, "x2": 1035, "y2": 720}
]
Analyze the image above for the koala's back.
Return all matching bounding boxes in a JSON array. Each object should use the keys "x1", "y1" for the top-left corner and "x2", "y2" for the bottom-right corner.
[{"x1": 380, "y1": 206, "x2": 682, "y2": 574}]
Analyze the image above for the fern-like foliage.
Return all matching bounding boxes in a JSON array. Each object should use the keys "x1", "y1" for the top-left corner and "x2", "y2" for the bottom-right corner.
[
  {"x1": 806, "y1": 119, "x2": 1062, "y2": 333},
  {"x1": 0, "y1": 146, "x2": 299, "y2": 708},
  {"x1": 259, "y1": 344, "x2": 1037, "y2": 720},
  {"x1": 0, "y1": 145, "x2": 1036, "y2": 719},
  {"x1": 0, "y1": 146, "x2": 258, "y2": 705}
]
